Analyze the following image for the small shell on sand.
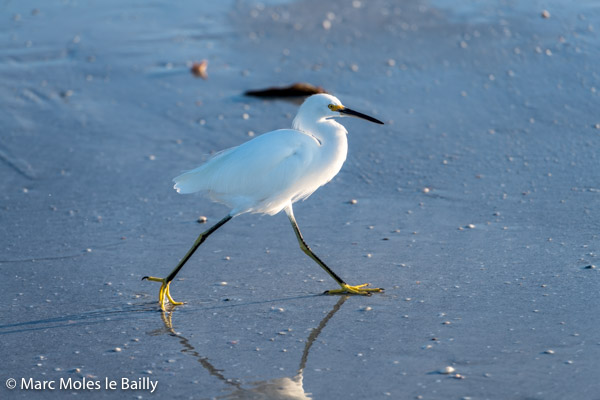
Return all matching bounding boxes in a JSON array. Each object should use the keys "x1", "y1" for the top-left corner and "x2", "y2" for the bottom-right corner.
[
  {"x1": 440, "y1": 366, "x2": 455, "y2": 374},
  {"x1": 190, "y1": 60, "x2": 208, "y2": 79}
]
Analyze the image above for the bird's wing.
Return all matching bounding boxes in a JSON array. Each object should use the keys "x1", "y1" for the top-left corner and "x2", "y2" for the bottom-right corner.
[{"x1": 173, "y1": 129, "x2": 320, "y2": 210}]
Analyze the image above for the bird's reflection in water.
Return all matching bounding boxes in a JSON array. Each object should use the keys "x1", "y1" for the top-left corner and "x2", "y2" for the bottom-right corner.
[{"x1": 157, "y1": 296, "x2": 349, "y2": 399}]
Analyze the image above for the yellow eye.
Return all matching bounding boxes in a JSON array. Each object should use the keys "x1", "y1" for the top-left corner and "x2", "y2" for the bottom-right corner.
[{"x1": 328, "y1": 104, "x2": 334, "y2": 110}]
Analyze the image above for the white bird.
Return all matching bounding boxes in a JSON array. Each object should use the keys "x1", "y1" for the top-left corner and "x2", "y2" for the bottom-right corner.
[{"x1": 144, "y1": 93, "x2": 384, "y2": 310}]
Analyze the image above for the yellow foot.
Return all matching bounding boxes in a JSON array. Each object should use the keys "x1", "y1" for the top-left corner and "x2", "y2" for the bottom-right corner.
[
  {"x1": 325, "y1": 283, "x2": 384, "y2": 295},
  {"x1": 142, "y1": 276, "x2": 185, "y2": 311}
]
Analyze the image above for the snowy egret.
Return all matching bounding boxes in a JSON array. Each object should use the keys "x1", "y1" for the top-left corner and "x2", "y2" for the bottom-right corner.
[{"x1": 143, "y1": 94, "x2": 384, "y2": 310}]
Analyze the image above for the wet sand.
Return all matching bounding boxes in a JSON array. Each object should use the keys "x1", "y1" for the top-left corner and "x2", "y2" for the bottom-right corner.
[{"x1": 1, "y1": 0, "x2": 600, "y2": 398}]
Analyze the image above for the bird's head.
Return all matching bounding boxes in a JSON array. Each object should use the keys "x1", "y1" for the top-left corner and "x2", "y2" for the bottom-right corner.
[{"x1": 296, "y1": 93, "x2": 384, "y2": 126}]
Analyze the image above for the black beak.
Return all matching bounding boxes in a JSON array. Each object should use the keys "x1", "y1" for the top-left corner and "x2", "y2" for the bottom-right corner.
[{"x1": 339, "y1": 107, "x2": 384, "y2": 124}]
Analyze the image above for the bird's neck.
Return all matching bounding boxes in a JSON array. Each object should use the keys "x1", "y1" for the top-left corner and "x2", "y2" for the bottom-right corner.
[
  {"x1": 293, "y1": 117, "x2": 347, "y2": 147},
  {"x1": 293, "y1": 117, "x2": 349, "y2": 184}
]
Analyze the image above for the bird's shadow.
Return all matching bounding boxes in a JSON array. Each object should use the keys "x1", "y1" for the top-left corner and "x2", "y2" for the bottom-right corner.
[
  {"x1": 0, "y1": 293, "x2": 320, "y2": 336},
  {"x1": 0, "y1": 302, "x2": 157, "y2": 335}
]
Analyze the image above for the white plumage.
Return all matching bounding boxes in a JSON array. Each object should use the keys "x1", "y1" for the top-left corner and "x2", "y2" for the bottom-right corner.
[{"x1": 173, "y1": 94, "x2": 349, "y2": 216}]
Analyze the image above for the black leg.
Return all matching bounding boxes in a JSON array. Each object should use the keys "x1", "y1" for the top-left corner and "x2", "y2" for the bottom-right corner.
[
  {"x1": 285, "y1": 206, "x2": 347, "y2": 286},
  {"x1": 143, "y1": 213, "x2": 233, "y2": 309},
  {"x1": 166, "y1": 214, "x2": 232, "y2": 282}
]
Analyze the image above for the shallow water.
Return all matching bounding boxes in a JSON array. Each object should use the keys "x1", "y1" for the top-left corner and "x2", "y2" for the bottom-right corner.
[{"x1": 1, "y1": 0, "x2": 600, "y2": 399}]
